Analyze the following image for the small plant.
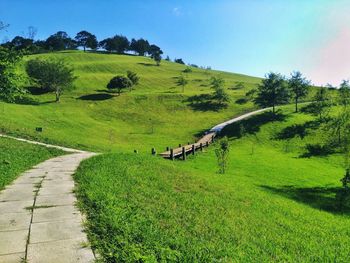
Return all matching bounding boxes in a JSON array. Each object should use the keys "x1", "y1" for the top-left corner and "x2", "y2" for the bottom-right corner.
[
  {"x1": 234, "y1": 82, "x2": 245, "y2": 90},
  {"x1": 183, "y1": 67, "x2": 192, "y2": 73},
  {"x1": 127, "y1": 71, "x2": 139, "y2": 88},
  {"x1": 107, "y1": 75, "x2": 132, "y2": 95},
  {"x1": 176, "y1": 75, "x2": 188, "y2": 93},
  {"x1": 215, "y1": 137, "x2": 230, "y2": 174}
]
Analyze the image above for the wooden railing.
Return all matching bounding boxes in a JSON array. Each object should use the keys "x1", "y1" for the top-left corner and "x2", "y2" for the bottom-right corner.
[{"x1": 157, "y1": 132, "x2": 216, "y2": 160}]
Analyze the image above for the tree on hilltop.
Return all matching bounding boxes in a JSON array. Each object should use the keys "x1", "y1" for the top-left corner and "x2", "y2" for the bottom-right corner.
[
  {"x1": 129, "y1": 38, "x2": 150, "y2": 56},
  {"x1": 45, "y1": 31, "x2": 76, "y2": 51},
  {"x1": 149, "y1": 44, "x2": 163, "y2": 66},
  {"x1": 75, "y1": 31, "x2": 98, "y2": 52},
  {"x1": 99, "y1": 35, "x2": 129, "y2": 54}
]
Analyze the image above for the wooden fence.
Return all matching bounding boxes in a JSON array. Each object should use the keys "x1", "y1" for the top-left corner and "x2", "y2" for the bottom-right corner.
[{"x1": 155, "y1": 132, "x2": 217, "y2": 160}]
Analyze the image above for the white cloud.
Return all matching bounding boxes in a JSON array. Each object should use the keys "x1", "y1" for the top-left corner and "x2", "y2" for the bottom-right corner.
[{"x1": 172, "y1": 7, "x2": 182, "y2": 16}]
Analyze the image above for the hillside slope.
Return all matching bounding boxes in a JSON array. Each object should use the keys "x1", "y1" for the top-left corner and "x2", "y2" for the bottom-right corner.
[
  {"x1": 0, "y1": 51, "x2": 261, "y2": 152},
  {"x1": 74, "y1": 106, "x2": 350, "y2": 262}
]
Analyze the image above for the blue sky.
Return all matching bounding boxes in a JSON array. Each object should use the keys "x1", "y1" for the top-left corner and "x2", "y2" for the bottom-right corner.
[{"x1": 1, "y1": 0, "x2": 350, "y2": 85}]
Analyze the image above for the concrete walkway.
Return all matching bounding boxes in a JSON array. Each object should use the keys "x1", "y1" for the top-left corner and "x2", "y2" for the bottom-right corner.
[{"x1": 0, "y1": 136, "x2": 96, "y2": 262}]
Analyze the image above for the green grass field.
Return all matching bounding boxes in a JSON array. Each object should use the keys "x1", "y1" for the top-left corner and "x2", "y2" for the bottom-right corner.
[
  {"x1": 0, "y1": 51, "x2": 263, "y2": 153},
  {"x1": 0, "y1": 137, "x2": 64, "y2": 190},
  {"x1": 74, "y1": 106, "x2": 350, "y2": 262},
  {"x1": 2, "y1": 51, "x2": 347, "y2": 262}
]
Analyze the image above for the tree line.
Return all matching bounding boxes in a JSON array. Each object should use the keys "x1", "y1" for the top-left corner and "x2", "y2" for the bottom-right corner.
[{"x1": 1, "y1": 30, "x2": 163, "y2": 57}]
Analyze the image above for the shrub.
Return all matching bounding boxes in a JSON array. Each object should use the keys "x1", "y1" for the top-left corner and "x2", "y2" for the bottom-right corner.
[
  {"x1": 183, "y1": 67, "x2": 192, "y2": 73},
  {"x1": 127, "y1": 71, "x2": 139, "y2": 86},
  {"x1": 107, "y1": 75, "x2": 132, "y2": 95},
  {"x1": 215, "y1": 137, "x2": 230, "y2": 174}
]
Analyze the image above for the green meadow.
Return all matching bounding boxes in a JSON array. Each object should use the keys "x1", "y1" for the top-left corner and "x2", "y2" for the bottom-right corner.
[
  {"x1": 74, "y1": 106, "x2": 350, "y2": 262},
  {"x1": 0, "y1": 51, "x2": 261, "y2": 153},
  {"x1": 1, "y1": 51, "x2": 348, "y2": 262}
]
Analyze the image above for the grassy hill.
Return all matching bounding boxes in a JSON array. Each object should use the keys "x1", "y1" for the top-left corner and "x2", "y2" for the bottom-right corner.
[
  {"x1": 2, "y1": 51, "x2": 347, "y2": 261},
  {"x1": 74, "y1": 106, "x2": 350, "y2": 262},
  {"x1": 0, "y1": 51, "x2": 262, "y2": 152}
]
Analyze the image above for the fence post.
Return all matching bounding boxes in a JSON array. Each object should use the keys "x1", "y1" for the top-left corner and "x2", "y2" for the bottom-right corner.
[
  {"x1": 192, "y1": 144, "x2": 195, "y2": 155},
  {"x1": 206, "y1": 141, "x2": 209, "y2": 147},
  {"x1": 170, "y1": 148, "x2": 174, "y2": 160},
  {"x1": 182, "y1": 147, "x2": 186, "y2": 160},
  {"x1": 179, "y1": 143, "x2": 182, "y2": 147},
  {"x1": 166, "y1": 146, "x2": 169, "y2": 151},
  {"x1": 200, "y1": 143, "x2": 203, "y2": 151},
  {"x1": 211, "y1": 135, "x2": 215, "y2": 143},
  {"x1": 151, "y1": 148, "x2": 156, "y2": 156}
]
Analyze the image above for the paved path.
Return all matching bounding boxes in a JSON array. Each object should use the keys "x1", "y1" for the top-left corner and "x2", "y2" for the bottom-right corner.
[
  {"x1": 160, "y1": 108, "x2": 270, "y2": 158},
  {"x1": 0, "y1": 135, "x2": 96, "y2": 262}
]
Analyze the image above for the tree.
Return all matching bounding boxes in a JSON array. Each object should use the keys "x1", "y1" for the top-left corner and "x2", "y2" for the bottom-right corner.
[
  {"x1": 174, "y1": 58, "x2": 185, "y2": 64},
  {"x1": 75, "y1": 31, "x2": 98, "y2": 52},
  {"x1": 210, "y1": 76, "x2": 225, "y2": 90},
  {"x1": 325, "y1": 110, "x2": 350, "y2": 145},
  {"x1": 165, "y1": 56, "x2": 170, "y2": 61},
  {"x1": 254, "y1": 72, "x2": 289, "y2": 114},
  {"x1": 10, "y1": 36, "x2": 33, "y2": 50},
  {"x1": 45, "y1": 31, "x2": 76, "y2": 51},
  {"x1": 0, "y1": 47, "x2": 24, "y2": 102},
  {"x1": 215, "y1": 137, "x2": 230, "y2": 174},
  {"x1": 26, "y1": 59, "x2": 76, "y2": 102},
  {"x1": 288, "y1": 71, "x2": 310, "y2": 112},
  {"x1": 312, "y1": 87, "x2": 331, "y2": 121},
  {"x1": 210, "y1": 77, "x2": 229, "y2": 104},
  {"x1": 99, "y1": 35, "x2": 129, "y2": 53},
  {"x1": 152, "y1": 52, "x2": 162, "y2": 66},
  {"x1": 176, "y1": 75, "x2": 188, "y2": 93},
  {"x1": 129, "y1": 38, "x2": 150, "y2": 56},
  {"x1": 126, "y1": 71, "x2": 139, "y2": 89},
  {"x1": 99, "y1": 38, "x2": 114, "y2": 52},
  {"x1": 107, "y1": 75, "x2": 132, "y2": 95},
  {"x1": 148, "y1": 44, "x2": 163, "y2": 66},
  {"x1": 111, "y1": 35, "x2": 129, "y2": 53},
  {"x1": 338, "y1": 80, "x2": 350, "y2": 107}
]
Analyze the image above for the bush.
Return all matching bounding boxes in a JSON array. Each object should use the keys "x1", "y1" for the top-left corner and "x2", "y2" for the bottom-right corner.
[
  {"x1": 183, "y1": 67, "x2": 192, "y2": 73},
  {"x1": 107, "y1": 75, "x2": 132, "y2": 95},
  {"x1": 126, "y1": 71, "x2": 139, "y2": 86}
]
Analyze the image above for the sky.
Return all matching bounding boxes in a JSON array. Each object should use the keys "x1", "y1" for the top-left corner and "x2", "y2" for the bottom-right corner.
[{"x1": 1, "y1": 0, "x2": 350, "y2": 86}]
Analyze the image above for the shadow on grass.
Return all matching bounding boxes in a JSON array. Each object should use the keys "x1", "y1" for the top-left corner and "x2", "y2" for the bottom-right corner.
[
  {"x1": 220, "y1": 111, "x2": 287, "y2": 138},
  {"x1": 77, "y1": 93, "x2": 113, "y2": 101},
  {"x1": 137, "y1": 62, "x2": 157, "y2": 67},
  {"x1": 299, "y1": 143, "x2": 334, "y2": 158},
  {"x1": 275, "y1": 120, "x2": 321, "y2": 140},
  {"x1": 25, "y1": 86, "x2": 50, "y2": 95},
  {"x1": 235, "y1": 98, "x2": 248, "y2": 105},
  {"x1": 185, "y1": 94, "x2": 228, "y2": 112},
  {"x1": 261, "y1": 185, "x2": 350, "y2": 215}
]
